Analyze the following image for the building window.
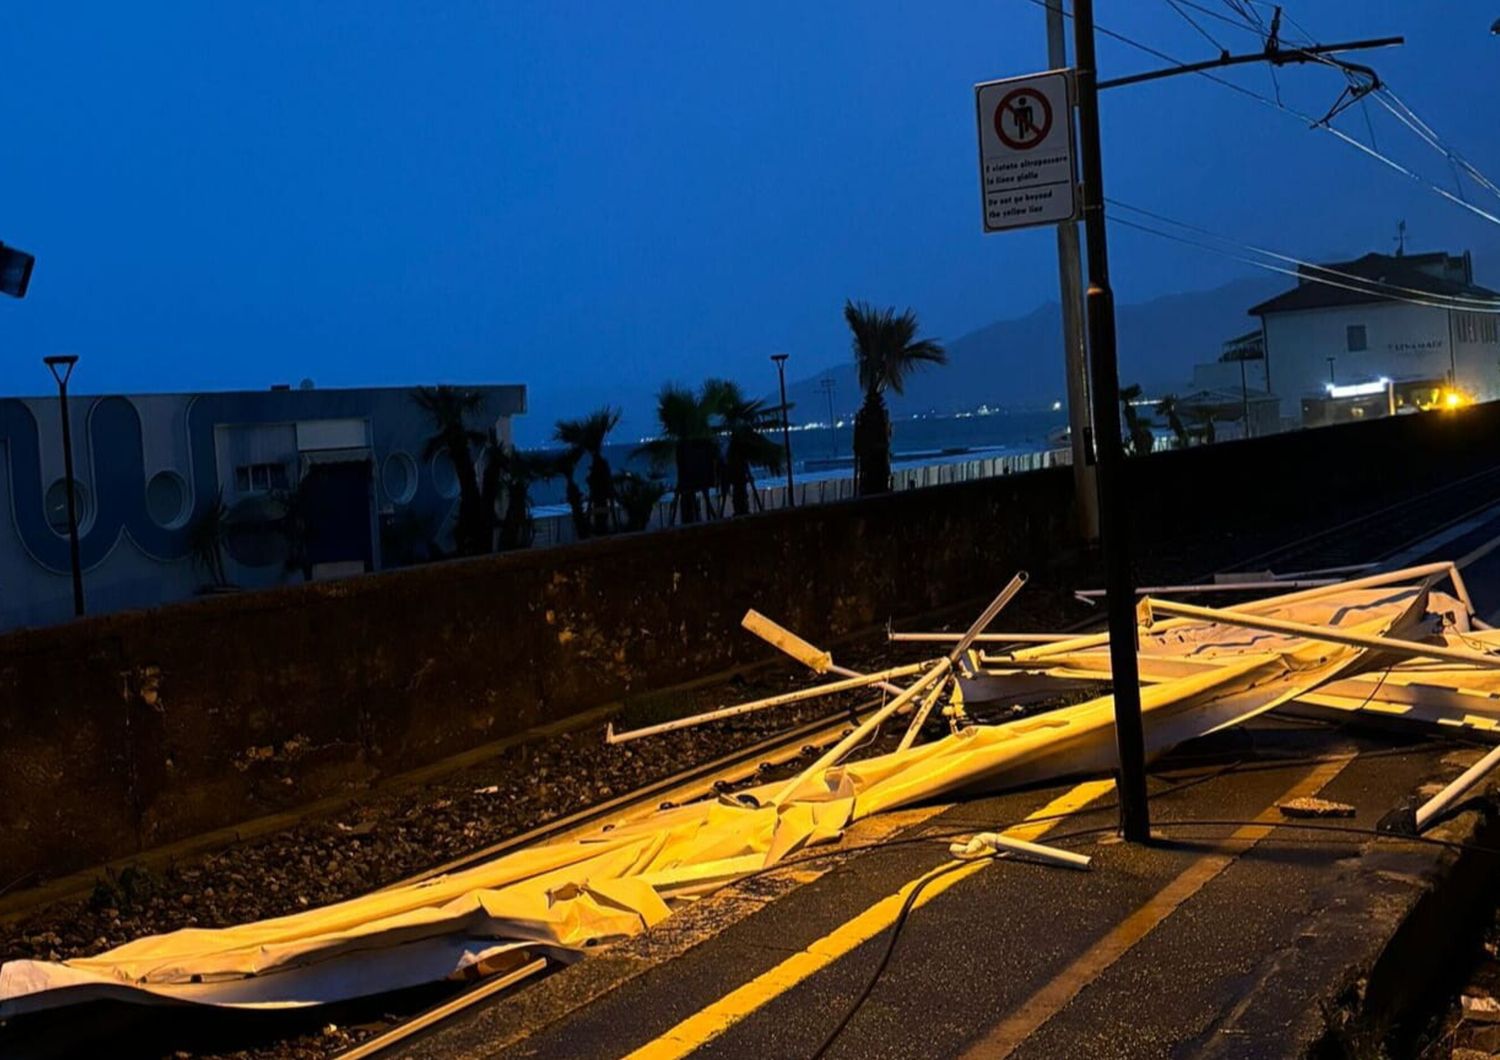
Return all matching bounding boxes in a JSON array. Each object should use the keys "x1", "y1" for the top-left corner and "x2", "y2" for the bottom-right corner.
[
  {"x1": 145, "y1": 470, "x2": 190, "y2": 527},
  {"x1": 44, "y1": 478, "x2": 91, "y2": 535},
  {"x1": 1457, "y1": 312, "x2": 1499, "y2": 345},
  {"x1": 234, "y1": 462, "x2": 289, "y2": 493},
  {"x1": 1346, "y1": 324, "x2": 1367, "y2": 352},
  {"x1": 381, "y1": 452, "x2": 418, "y2": 505}
]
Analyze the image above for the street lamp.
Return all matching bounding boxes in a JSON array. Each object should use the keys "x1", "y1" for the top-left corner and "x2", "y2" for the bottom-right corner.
[
  {"x1": 43, "y1": 355, "x2": 85, "y2": 616},
  {"x1": 770, "y1": 353, "x2": 795, "y2": 507}
]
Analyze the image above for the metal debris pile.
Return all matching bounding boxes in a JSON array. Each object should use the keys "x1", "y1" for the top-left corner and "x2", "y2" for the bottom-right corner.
[{"x1": 3, "y1": 561, "x2": 1496, "y2": 1019}]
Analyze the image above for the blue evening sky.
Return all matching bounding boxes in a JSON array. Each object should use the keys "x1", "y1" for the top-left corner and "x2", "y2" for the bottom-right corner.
[{"x1": 1, "y1": 2, "x2": 1497, "y2": 442}]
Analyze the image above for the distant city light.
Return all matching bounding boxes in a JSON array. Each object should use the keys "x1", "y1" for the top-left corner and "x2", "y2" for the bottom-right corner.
[{"x1": 1325, "y1": 378, "x2": 1391, "y2": 398}]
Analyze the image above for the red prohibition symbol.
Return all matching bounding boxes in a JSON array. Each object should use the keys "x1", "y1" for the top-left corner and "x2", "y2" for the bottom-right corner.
[{"x1": 994, "y1": 87, "x2": 1052, "y2": 150}]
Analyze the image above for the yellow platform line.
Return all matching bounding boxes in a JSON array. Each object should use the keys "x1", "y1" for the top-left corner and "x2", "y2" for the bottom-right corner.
[
  {"x1": 624, "y1": 778, "x2": 1116, "y2": 1060},
  {"x1": 960, "y1": 753, "x2": 1355, "y2": 1059}
]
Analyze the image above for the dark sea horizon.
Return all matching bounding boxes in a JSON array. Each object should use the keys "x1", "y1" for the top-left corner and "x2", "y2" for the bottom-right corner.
[{"x1": 528, "y1": 407, "x2": 1069, "y2": 508}]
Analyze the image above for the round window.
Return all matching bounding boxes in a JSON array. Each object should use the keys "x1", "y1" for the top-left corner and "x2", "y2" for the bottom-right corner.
[
  {"x1": 382, "y1": 452, "x2": 418, "y2": 505},
  {"x1": 44, "y1": 478, "x2": 91, "y2": 535},
  {"x1": 430, "y1": 451, "x2": 460, "y2": 499},
  {"x1": 145, "y1": 470, "x2": 189, "y2": 527}
]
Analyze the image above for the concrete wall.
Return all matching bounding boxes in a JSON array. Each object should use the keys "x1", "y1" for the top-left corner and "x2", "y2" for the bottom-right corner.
[{"x1": 4, "y1": 402, "x2": 1500, "y2": 885}]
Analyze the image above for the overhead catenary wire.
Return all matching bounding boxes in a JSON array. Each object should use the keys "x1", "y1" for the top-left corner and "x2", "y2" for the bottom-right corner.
[
  {"x1": 1164, "y1": 0, "x2": 1231, "y2": 54},
  {"x1": 1110, "y1": 214, "x2": 1500, "y2": 315},
  {"x1": 1107, "y1": 198, "x2": 1500, "y2": 309},
  {"x1": 1231, "y1": 16, "x2": 1500, "y2": 208},
  {"x1": 1105, "y1": 212, "x2": 1500, "y2": 316},
  {"x1": 1015, "y1": 0, "x2": 1500, "y2": 229}
]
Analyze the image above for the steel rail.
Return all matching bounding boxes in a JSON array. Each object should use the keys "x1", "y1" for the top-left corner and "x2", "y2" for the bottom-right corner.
[{"x1": 337, "y1": 470, "x2": 1500, "y2": 1057}]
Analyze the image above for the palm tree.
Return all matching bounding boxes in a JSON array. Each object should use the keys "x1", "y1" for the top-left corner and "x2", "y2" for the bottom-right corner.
[
  {"x1": 614, "y1": 470, "x2": 668, "y2": 532},
  {"x1": 188, "y1": 489, "x2": 230, "y2": 589},
  {"x1": 702, "y1": 379, "x2": 784, "y2": 517},
  {"x1": 554, "y1": 447, "x2": 590, "y2": 541},
  {"x1": 635, "y1": 383, "x2": 721, "y2": 525},
  {"x1": 489, "y1": 446, "x2": 559, "y2": 550},
  {"x1": 1154, "y1": 394, "x2": 1189, "y2": 449},
  {"x1": 1119, "y1": 384, "x2": 1156, "y2": 457},
  {"x1": 411, "y1": 386, "x2": 490, "y2": 555},
  {"x1": 554, "y1": 407, "x2": 621, "y2": 535},
  {"x1": 843, "y1": 300, "x2": 947, "y2": 496}
]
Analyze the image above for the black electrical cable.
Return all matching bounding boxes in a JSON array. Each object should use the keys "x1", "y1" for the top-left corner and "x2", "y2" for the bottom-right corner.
[
  {"x1": 1164, "y1": 0, "x2": 1230, "y2": 54},
  {"x1": 806, "y1": 858, "x2": 974, "y2": 1060},
  {"x1": 803, "y1": 804, "x2": 1500, "y2": 1057}
]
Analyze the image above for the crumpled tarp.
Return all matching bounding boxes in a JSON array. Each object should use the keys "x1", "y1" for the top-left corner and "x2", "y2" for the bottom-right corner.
[{"x1": 0, "y1": 582, "x2": 1436, "y2": 1017}]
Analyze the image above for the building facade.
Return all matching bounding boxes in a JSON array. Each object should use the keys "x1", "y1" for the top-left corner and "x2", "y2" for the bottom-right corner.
[
  {"x1": 0, "y1": 383, "x2": 525, "y2": 629},
  {"x1": 1249, "y1": 250, "x2": 1500, "y2": 426}
]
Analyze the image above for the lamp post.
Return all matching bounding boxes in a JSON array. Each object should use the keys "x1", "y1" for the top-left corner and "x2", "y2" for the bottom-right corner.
[
  {"x1": 43, "y1": 355, "x2": 85, "y2": 616},
  {"x1": 771, "y1": 353, "x2": 795, "y2": 507}
]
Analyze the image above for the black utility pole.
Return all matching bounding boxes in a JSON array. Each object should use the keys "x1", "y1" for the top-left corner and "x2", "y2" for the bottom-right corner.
[
  {"x1": 771, "y1": 353, "x2": 795, "y2": 506},
  {"x1": 43, "y1": 355, "x2": 85, "y2": 617},
  {"x1": 1073, "y1": 0, "x2": 1150, "y2": 842}
]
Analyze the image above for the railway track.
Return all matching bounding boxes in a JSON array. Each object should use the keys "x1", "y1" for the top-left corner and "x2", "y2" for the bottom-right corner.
[
  {"x1": 331, "y1": 466, "x2": 1500, "y2": 1060},
  {"x1": 1219, "y1": 464, "x2": 1500, "y2": 577},
  {"x1": 12, "y1": 467, "x2": 1496, "y2": 1060},
  {"x1": 331, "y1": 699, "x2": 890, "y2": 1059}
]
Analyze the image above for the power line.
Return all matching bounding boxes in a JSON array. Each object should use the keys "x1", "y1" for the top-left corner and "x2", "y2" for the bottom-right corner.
[
  {"x1": 1164, "y1": 0, "x2": 1262, "y2": 36},
  {"x1": 1013, "y1": 0, "x2": 1500, "y2": 228},
  {"x1": 1373, "y1": 88, "x2": 1500, "y2": 203},
  {"x1": 1108, "y1": 213, "x2": 1500, "y2": 315},
  {"x1": 1108, "y1": 199, "x2": 1500, "y2": 308},
  {"x1": 1165, "y1": 0, "x2": 1230, "y2": 54}
]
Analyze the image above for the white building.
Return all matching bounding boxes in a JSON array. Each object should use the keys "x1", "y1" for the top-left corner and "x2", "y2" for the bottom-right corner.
[{"x1": 1248, "y1": 250, "x2": 1500, "y2": 426}]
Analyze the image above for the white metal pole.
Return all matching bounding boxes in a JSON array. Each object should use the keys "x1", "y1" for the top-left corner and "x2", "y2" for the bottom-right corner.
[
  {"x1": 604, "y1": 661, "x2": 931, "y2": 744},
  {"x1": 1047, "y1": 0, "x2": 1099, "y2": 543},
  {"x1": 1147, "y1": 597, "x2": 1500, "y2": 671},
  {"x1": 1416, "y1": 743, "x2": 1500, "y2": 830}
]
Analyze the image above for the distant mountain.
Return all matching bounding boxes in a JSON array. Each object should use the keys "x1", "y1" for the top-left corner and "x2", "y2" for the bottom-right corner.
[{"x1": 783, "y1": 274, "x2": 1284, "y2": 420}]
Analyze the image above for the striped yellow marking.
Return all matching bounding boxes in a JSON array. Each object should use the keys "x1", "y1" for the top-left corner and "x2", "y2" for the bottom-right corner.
[
  {"x1": 624, "y1": 779, "x2": 1115, "y2": 1060},
  {"x1": 960, "y1": 754, "x2": 1355, "y2": 1059}
]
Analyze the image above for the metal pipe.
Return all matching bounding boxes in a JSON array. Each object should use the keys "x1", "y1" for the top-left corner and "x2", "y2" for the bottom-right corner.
[
  {"x1": 775, "y1": 576, "x2": 1028, "y2": 803},
  {"x1": 1072, "y1": 579, "x2": 1339, "y2": 602},
  {"x1": 772, "y1": 658, "x2": 952, "y2": 804},
  {"x1": 1416, "y1": 743, "x2": 1500, "y2": 830},
  {"x1": 604, "y1": 662, "x2": 931, "y2": 744},
  {"x1": 889, "y1": 631, "x2": 1074, "y2": 644},
  {"x1": 1146, "y1": 597, "x2": 1500, "y2": 671},
  {"x1": 1047, "y1": 0, "x2": 1099, "y2": 544},
  {"x1": 1002, "y1": 562, "x2": 1463, "y2": 667}
]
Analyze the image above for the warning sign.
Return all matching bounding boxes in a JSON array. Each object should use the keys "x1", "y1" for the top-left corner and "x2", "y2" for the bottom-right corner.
[{"x1": 975, "y1": 69, "x2": 1078, "y2": 233}]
